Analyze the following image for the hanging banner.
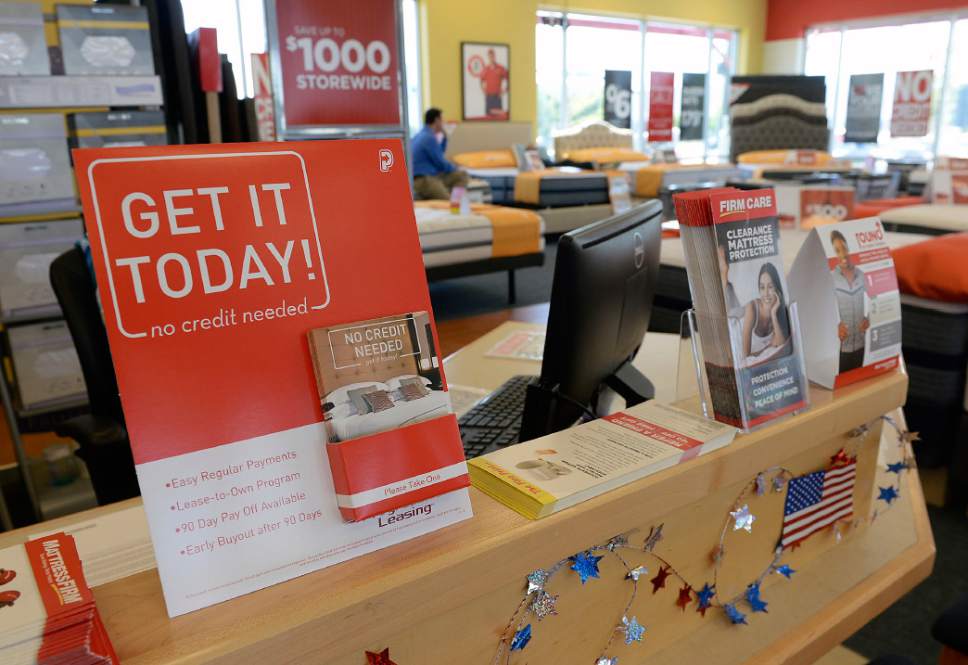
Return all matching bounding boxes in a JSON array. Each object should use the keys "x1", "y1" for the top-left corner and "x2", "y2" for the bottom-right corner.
[
  {"x1": 603, "y1": 69, "x2": 632, "y2": 129},
  {"x1": 890, "y1": 70, "x2": 933, "y2": 138},
  {"x1": 73, "y1": 140, "x2": 472, "y2": 617},
  {"x1": 270, "y1": 0, "x2": 402, "y2": 132},
  {"x1": 844, "y1": 73, "x2": 883, "y2": 143},
  {"x1": 648, "y1": 71, "x2": 675, "y2": 143},
  {"x1": 679, "y1": 72, "x2": 706, "y2": 142},
  {"x1": 251, "y1": 53, "x2": 276, "y2": 141}
]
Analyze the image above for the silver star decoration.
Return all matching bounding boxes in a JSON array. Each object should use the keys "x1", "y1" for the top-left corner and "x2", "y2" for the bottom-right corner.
[
  {"x1": 900, "y1": 431, "x2": 920, "y2": 444},
  {"x1": 773, "y1": 475, "x2": 786, "y2": 493},
  {"x1": 834, "y1": 523, "x2": 843, "y2": 543},
  {"x1": 531, "y1": 591, "x2": 559, "y2": 620},
  {"x1": 607, "y1": 534, "x2": 630, "y2": 551},
  {"x1": 755, "y1": 473, "x2": 767, "y2": 496},
  {"x1": 596, "y1": 658, "x2": 618, "y2": 665},
  {"x1": 848, "y1": 424, "x2": 870, "y2": 440},
  {"x1": 643, "y1": 523, "x2": 664, "y2": 552},
  {"x1": 526, "y1": 569, "x2": 548, "y2": 595},
  {"x1": 731, "y1": 504, "x2": 755, "y2": 532},
  {"x1": 626, "y1": 565, "x2": 648, "y2": 581}
]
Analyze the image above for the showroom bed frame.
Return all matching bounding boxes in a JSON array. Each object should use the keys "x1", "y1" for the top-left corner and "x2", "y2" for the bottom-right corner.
[{"x1": 424, "y1": 252, "x2": 544, "y2": 304}]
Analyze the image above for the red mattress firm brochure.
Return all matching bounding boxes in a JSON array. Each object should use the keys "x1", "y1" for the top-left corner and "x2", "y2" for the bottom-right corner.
[
  {"x1": 788, "y1": 218, "x2": 902, "y2": 389},
  {"x1": 73, "y1": 141, "x2": 472, "y2": 616},
  {"x1": 468, "y1": 401, "x2": 736, "y2": 519},
  {"x1": 307, "y1": 312, "x2": 469, "y2": 520},
  {"x1": 0, "y1": 533, "x2": 118, "y2": 665}
]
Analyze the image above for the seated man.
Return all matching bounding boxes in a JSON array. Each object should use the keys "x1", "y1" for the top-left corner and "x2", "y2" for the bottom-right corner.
[{"x1": 410, "y1": 108, "x2": 468, "y2": 200}]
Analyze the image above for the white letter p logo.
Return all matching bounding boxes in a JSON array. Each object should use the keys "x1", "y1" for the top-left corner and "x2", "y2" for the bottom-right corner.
[{"x1": 378, "y1": 149, "x2": 394, "y2": 173}]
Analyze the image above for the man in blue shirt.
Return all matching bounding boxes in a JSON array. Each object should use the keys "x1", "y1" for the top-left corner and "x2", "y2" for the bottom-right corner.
[{"x1": 410, "y1": 108, "x2": 468, "y2": 200}]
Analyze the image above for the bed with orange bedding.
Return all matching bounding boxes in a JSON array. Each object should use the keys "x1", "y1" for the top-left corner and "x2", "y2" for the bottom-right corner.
[{"x1": 414, "y1": 201, "x2": 545, "y2": 303}]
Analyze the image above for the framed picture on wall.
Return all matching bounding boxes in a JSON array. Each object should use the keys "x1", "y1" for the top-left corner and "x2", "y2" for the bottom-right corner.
[{"x1": 461, "y1": 42, "x2": 510, "y2": 121}]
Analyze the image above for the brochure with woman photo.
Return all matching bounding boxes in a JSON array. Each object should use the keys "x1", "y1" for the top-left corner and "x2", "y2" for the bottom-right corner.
[
  {"x1": 788, "y1": 218, "x2": 902, "y2": 388},
  {"x1": 674, "y1": 187, "x2": 809, "y2": 430}
]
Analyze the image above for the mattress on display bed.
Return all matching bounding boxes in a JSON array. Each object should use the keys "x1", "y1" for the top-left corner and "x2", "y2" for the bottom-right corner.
[
  {"x1": 899, "y1": 295, "x2": 968, "y2": 467},
  {"x1": 880, "y1": 204, "x2": 968, "y2": 235},
  {"x1": 619, "y1": 162, "x2": 745, "y2": 200},
  {"x1": 413, "y1": 201, "x2": 545, "y2": 268},
  {"x1": 467, "y1": 167, "x2": 609, "y2": 207}
]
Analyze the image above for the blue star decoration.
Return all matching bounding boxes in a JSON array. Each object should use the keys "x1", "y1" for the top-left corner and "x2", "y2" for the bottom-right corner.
[
  {"x1": 775, "y1": 564, "x2": 795, "y2": 579},
  {"x1": 877, "y1": 485, "x2": 900, "y2": 505},
  {"x1": 622, "y1": 616, "x2": 646, "y2": 645},
  {"x1": 724, "y1": 603, "x2": 748, "y2": 625},
  {"x1": 696, "y1": 583, "x2": 716, "y2": 616},
  {"x1": 570, "y1": 551, "x2": 603, "y2": 584},
  {"x1": 745, "y1": 582, "x2": 769, "y2": 613},
  {"x1": 886, "y1": 461, "x2": 908, "y2": 474},
  {"x1": 510, "y1": 624, "x2": 532, "y2": 651}
]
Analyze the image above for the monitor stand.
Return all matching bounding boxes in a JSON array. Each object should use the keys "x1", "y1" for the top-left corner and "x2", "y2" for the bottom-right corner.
[
  {"x1": 603, "y1": 360, "x2": 654, "y2": 407},
  {"x1": 518, "y1": 361, "x2": 654, "y2": 442}
]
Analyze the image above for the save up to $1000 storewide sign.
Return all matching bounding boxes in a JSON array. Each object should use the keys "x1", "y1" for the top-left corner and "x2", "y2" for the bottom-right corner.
[{"x1": 74, "y1": 142, "x2": 471, "y2": 616}]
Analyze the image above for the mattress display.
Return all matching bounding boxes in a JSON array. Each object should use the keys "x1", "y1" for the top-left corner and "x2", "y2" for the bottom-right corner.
[
  {"x1": 619, "y1": 162, "x2": 745, "y2": 199},
  {"x1": 68, "y1": 110, "x2": 167, "y2": 149},
  {"x1": 880, "y1": 204, "x2": 968, "y2": 235},
  {"x1": 57, "y1": 4, "x2": 155, "y2": 76},
  {"x1": 467, "y1": 167, "x2": 609, "y2": 207},
  {"x1": 0, "y1": 2, "x2": 50, "y2": 76},
  {"x1": 899, "y1": 295, "x2": 968, "y2": 467},
  {"x1": 729, "y1": 76, "x2": 829, "y2": 162},
  {"x1": 413, "y1": 202, "x2": 545, "y2": 268},
  {"x1": 0, "y1": 114, "x2": 75, "y2": 210},
  {"x1": 6, "y1": 320, "x2": 86, "y2": 412},
  {"x1": 0, "y1": 218, "x2": 83, "y2": 321}
]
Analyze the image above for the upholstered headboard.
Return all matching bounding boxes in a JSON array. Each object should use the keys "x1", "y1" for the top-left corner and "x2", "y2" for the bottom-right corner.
[
  {"x1": 553, "y1": 121, "x2": 633, "y2": 158},
  {"x1": 444, "y1": 122, "x2": 533, "y2": 157}
]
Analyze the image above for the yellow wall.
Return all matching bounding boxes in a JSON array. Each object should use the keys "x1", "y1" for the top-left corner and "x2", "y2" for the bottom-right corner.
[{"x1": 419, "y1": 0, "x2": 766, "y2": 131}]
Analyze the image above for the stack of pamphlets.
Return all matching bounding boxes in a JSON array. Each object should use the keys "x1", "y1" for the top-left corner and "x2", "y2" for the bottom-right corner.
[
  {"x1": 0, "y1": 533, "x2": 117, "y2": 665},
  {"x1": 672, "y1": 187, "x2": 809, "y2": 430},
  {"x1": 468, "y1": 401, "x2": 736, "y2": 519}
]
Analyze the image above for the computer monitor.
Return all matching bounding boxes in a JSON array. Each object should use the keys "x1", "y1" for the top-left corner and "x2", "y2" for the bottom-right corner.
[{"x1": 519, "y1": 199, "x2": 662, "y2": 441}]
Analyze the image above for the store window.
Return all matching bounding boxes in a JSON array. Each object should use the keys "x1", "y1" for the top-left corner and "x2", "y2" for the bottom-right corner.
[
  {"x1": 804, "y1": 12, "x2": 968, "y2": 161},
  {"x1": 180, "y1": 0, "x2": 421, "y2": 129},
  {"x1": 181, "y1": 0, "x2": 266, "y2": 98},
  {"x1": 535, "y1": 12, "x2": 737, "y2": 160}
]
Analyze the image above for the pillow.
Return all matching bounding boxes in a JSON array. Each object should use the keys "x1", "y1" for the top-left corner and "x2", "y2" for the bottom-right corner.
[
  {"x1": 326, "y1": 381, "x2": 391, "y2": 407},
  {"x1": 362, "y1": 390, "x2": 395, "y2": 413},
  {"x1": 892, "y1": 233, "x2": 968, "y2": 303},
  {"x1": 387, "y1": 375, "x2": 431, "y2": 391},
  {"x1": 347, "y1": 385, "x2": 381, "y2": 414},
  {"x1": 562, "y1": 147, "x2": 649, "y2": 164},
  {"x1": 399, "y1": 382, "x2": 429, "y2": 401},
  {"x1": 451, "y1": 150, "x2": 517, "y2": 169}
]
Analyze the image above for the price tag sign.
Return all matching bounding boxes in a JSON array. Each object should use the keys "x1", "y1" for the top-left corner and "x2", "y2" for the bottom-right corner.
[
  {"x1": 271, "y1": 0, "x2": 401, "y2": 130},
  {"x1": 679, "y1": 73, "x2": 705, "y2": 141},
  {"x1": 604, "y1": 70, "x2": 632, "y2": 129}
]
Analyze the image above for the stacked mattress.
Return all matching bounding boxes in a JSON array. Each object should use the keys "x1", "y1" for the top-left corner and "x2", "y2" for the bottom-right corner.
[
  {"x1": 467, "y1": 167, "x2": 609, "y2": 207},
  {"x1": 413, "y1": 202, "x2": 545, "y2": 268}
]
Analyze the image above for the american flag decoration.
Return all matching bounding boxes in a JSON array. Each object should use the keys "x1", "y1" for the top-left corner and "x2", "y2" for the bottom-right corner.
[{"x1": 780, "y1": 458, "x2": 856, "y2": 549}]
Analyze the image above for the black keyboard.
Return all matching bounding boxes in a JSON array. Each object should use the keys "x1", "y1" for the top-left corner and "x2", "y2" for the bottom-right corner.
[{"x1": 459, "y1": 374, "x2": 536, "y2": 458}]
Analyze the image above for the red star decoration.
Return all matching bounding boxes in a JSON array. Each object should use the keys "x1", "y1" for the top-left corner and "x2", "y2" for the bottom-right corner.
[
  {"x1": 830, "y1": 449, "x2": 852, "y2": 468},
  {"x1": 650, "y1": 565, "x2": 671, "y2": 594},
  {"x1": 365, "y1": 648, "x2": 397, "y2": 665},
  {"x1": 676, "y1": 584, "x2": 693, "y2": 611}
]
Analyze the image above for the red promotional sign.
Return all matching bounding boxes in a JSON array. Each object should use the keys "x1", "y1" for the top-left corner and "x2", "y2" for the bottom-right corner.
[
  {"x1": 648, "y1": 71, "x2": 675, "y2": 143},
  {"x1": 73, "y1": 141, "x2": 471, "y2": 615},
  {"x1": 890, "y1": 70, "x2": 933, "y2": 137},
  {"x1": 251, "y1": 53, "x2": 276, "y2": 141},
  {"x1": 274, "y1": 0, "x2": 401, "y2": 128}
]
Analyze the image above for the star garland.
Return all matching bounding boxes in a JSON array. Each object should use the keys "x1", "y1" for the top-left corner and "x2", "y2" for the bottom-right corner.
[{"x1": 488, "y1": 415, "x2": 917, "y2": 663}]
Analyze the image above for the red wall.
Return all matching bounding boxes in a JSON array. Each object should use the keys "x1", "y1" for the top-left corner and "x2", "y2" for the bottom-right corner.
[{"x1": 766, "y1": 0, "x2": 968, "y2": 40}]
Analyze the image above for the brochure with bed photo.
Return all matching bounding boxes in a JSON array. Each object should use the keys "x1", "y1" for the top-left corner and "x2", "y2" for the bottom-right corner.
[
  {"x1": 308, "y1": 312, "x2": 450, "y2": 444},
  {"x1": 674, "y1": 187, "x2": 809, "y2": 430},
  {"x1": 468, "y1": 401, "x2": 736, "y2": 519},
  {"x1": 788, "y1": 218, "x2": 902, "y2": 389}
]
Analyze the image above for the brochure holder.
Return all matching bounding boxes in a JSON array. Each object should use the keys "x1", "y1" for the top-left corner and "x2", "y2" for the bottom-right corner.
[{"x1": 676, "y1": 303, "x2": 811, "y2": 433}]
